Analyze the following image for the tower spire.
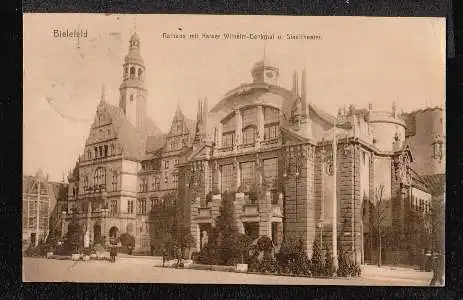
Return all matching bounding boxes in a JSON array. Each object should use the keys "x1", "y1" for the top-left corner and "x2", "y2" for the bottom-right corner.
[
  {"x1": 292, "y1": 71, "x2": 299, "y2": 96},
  {"x1": 100, "y1": 84, "x2": 106, "y2": 103},
  {"x1": 301, "y1": 68, "x2": 306, "y2": 100}
]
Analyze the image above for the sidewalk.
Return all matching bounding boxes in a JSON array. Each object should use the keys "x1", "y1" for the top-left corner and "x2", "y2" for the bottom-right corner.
[{"x1": 361, "y1": 264, "x2": 433, "y2": 282}]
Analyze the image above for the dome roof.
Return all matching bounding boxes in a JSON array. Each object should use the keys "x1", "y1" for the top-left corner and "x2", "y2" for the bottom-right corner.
[{"x1": 252, "y1": 58, "x2": 278, "y2": 71}]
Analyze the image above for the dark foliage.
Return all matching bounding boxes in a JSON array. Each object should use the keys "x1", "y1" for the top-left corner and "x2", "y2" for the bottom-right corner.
[
  {"x1": 119, "y1": 233, "x2": 135, "y2": 254},
  {"x1": 311, "y1": 239, "x2": 324, "y2": 276},
  {"x1": 276, "y1": 235, "x2": 311, "y2": 276}
]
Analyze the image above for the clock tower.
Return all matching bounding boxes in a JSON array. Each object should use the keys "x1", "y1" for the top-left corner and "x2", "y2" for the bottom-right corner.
[{"x1": 119, "y1": 32, "x2": 147, "y2": 130}]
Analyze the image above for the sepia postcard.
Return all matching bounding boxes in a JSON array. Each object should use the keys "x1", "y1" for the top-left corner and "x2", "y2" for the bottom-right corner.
[{"x1": 23, "y1": 14, "x2": 445, "y2": 286}]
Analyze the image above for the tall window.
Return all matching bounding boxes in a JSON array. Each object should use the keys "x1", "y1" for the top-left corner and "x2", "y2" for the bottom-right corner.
[
  {"x1": 242, "y1": 126, "x2": 256, "y2": 144},
  {"x1": 94, "y1": 168, "x2": 106, "y2": 187},
  {"x1": 87, "y1": 150, "x2": 92, "y2": 159},
  {"x1": 112, "y1": 172, "x2": 118, "y2": 191},
  {"x1": 128, "y1": 200, "x2": 134, "y2": 214},
  {"x1": 174, "y1": 159, "x2": 179, "y2": 166},
  {"x1": 264, "y1": 124, "x2": 279, "y2": 140},
  {"x1": 222, "y1": 132, "x2": 235, "y2": 148},
  {"x1": 264, "y1": 106, "x2": 280, "y2": 140},
  {"x1": 173, "y1": 174, "x2": 178, "y2": 186},
  {"x1": 140, "y1": 178, "x2": 148, "y2": 192},
  {"x1": 152, "y1": 177, "x2": 160, "y2": 191},
  {"x1": 240, "y1": 162, "x2": 255, "y2": 192},
  {"x1": 104, "y1": 145, "x2": 108, "y2": 157},
  {"x1": 263, "y1": 158, "x2": 278, "y2": 185},
  {"x1": 94, "y1": 147, "x2": 98, "y2": 158},
  {"x1": 110, "y1": 199, "x2": 118, "y2": 215},
  {"x1": 138, "y1": 198, "x2": 147, "y2": 214},
  {"x1": 83, "y1": 175, "x2": 89, "y2": 190},
  {"x1": 242, "y1": 107, "x2": 257, "y2": 128},
  {"x1": 151, "y1": 197, "x2": 160, "y2": 209},
  {"x1": 164, "y1": 160, "x2": 170, "y2": 169},
  {"x1": 220, "y1": 164, "x2": 234, "y2": 193},
  {"x1": 130, "y1": 67, "x2": 135, "y2": 79}
]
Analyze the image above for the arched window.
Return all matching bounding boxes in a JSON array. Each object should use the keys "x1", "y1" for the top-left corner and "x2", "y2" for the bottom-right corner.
[
  {"x1": 242, "y1": 126, "x2": 256, "y2": 145},
  {"x1": 130, "y1": 66, "x2": 136, "y2": 79},
  {"x1": 104, "y1": 145, "x2": 108, "y2": 157},
  {"x1": 83, "y1": 175, "x2": 89, "y2": 189},
  {"x1": 130, "y1": 95, "x2": 134, "y2": 102},
  {"x1": 94, "y1": 167, "x2": 106, "y2": 187},
  {"x1": 138, "y1": 68, "x2": 143, "y2": 80},
  {"x1": 263, "y1": 106, "x2": 280, "y2": 140}
]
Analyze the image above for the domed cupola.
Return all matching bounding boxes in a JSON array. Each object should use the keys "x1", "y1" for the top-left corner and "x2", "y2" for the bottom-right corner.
[
  {"x1": 250, "y1": 58, "x2": 279, "y2": 85},
  {"x1": 124, "y1": 32, "x2": 144, "y2": 66}
]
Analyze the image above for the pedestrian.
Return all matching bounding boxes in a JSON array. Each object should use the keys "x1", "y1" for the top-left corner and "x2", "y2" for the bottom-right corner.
[
  {"x1": 430, "y1": 252, "x2": 444, "y2": 286},
  {"x1": 176, "y1": 246, "x2": 183, "y2": 267},
  {"x1": 162, "y1": 246, "x2": 167, "y2": 267}
]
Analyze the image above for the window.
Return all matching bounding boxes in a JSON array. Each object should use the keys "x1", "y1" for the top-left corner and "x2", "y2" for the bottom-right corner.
[
  {"x1": 264, "y1": 124, "x2": 279, "y2": 140},
  {"x1": 140, "y1": 178, "x2": 148, "y2": 192},
  {"x1": 130, "y1": 95, "x2": 134, "y2": 102},
  {"x1": 104, "y1": 145, "x2": 108, "y2": 157},
  {"x1": 83, "y1": 175, "x2": 89, "y2": 190},
  {"x1": 124, "y1": 67, "x2": 128, "y2": 80},
  {"x1": 151, "y1": 197, "x2": 160, "y2": 209},
  {"x1": 242, "y1": 107, "x2": 257, "y2": 128},
  {"x1": 220, "y1": 164, "x2": 234, "y2": 193},
  {"x1": 173, "y1": 174, "x2": 178, "y2": 185},
  {"x1": 110, "y1": 199, "x2": 118, "y2": 215},
  {"x1": 263, "y1": 158, "x2": 278, "y2": 185},
  {"x1": 128, "y1": 200, "x2": 134, "y2": 214},
  {"x1": 94, "y1": 168, "x2": 106, "y2": 187},
  {"x1": 94, "y1": 147, "x2": 98, "y2": 158},
  {"x1": 240, "y1": 162, "x2": 255, "y2": 192},
  {"x1": 164, "y1": 176, "x2": 168, "y2": 184},
  {"x1": 138, "y1": 68, "x2": 143, "y2": 80},
  {"x1": 222, "y1": 132, "x2": 235, "y2": 148},
  {"x1": 138, "y1": 198, "x2": 147, "y2": 214},
  {"x1": 164, "y1": 160, "x2": 169, "y2": 169},
  {"x1": 264, "y1": 107, "x2": 279, "y2": 123},
  {"x1": 130, "y1": 67, "x2": 135, "y2": 79},
  {"x1": 174, "y1": 159, "x2": 179, "y2": 166},
  {"x1": 87, "y1": 150, "x2": 92, "y2": 159},
  {"x1": 242, "y1": 127, "x2": 256, "y2": 145},
  {"x1": 110, "y1": 144, "x2": 115, "y2": 155},
  {"x1": 152, "y1": 177, "x2": 160, "y2": 191}
]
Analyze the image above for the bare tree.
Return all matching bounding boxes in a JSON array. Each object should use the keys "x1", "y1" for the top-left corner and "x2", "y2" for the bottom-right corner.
[{"x1": 372, "y1": 185, "x2": 390, "y2": 267}]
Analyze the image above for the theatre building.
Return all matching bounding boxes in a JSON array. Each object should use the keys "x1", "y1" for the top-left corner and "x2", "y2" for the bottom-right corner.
[{"x1": 59, "y1": 32, "x2": 444, "y2": 264}]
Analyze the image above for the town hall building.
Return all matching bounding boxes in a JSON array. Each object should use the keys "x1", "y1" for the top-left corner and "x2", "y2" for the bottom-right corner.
[{"x1": 59, "y1": 32, "x2": 445, "y2": 265}]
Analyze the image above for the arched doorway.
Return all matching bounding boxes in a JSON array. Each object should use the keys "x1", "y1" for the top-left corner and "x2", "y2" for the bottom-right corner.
[
  {"x1": 109, "y1": 226, "x2": 119, "y2": 244},
  {"x1": 94, "y1": 224, "x2": 102, "y2": 245}
]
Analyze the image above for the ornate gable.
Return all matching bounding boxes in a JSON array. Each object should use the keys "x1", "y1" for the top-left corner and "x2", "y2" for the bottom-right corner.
[{"x1": 392, "y1": 144, "x2": 414, "y2": 186}]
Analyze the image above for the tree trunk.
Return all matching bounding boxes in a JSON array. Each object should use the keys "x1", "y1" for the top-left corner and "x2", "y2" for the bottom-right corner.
[{"x1": 378, "y1": 232, "x2": 382, "y2": 267}]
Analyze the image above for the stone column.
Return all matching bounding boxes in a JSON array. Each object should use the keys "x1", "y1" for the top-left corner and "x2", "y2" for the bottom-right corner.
[
  {"x1": 217, "y1": 123, "x2": 223, "y2": 149},
  {"x1": 234, "y1": 108, "x2": 242, "y2": 148},
  {"x1": 259, "y1": 191, "x2": 272, "y2": 238},
  {"x1": 256, "y1": 105, "x2": 264, "y2": 146}
]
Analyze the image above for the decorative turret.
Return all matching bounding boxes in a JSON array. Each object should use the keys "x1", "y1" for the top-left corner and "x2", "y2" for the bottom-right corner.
[
  {"x1": 288, "y1": 68, "x2": 312, "y2": 138},
  {"x1": 119, "y1": 31, "x2": 147, "y2": 130},
  {"x1": 250, "y1": 57, "x2": 279, "y2": 85},
  {"x1": 193, "y1": 97, "x2": 208, "y2": 147}
]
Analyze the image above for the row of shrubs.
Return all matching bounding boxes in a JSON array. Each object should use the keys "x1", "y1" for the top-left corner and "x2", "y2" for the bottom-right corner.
[{"x1": 193, "y1": 235, "x2": 361, "y2": 278}]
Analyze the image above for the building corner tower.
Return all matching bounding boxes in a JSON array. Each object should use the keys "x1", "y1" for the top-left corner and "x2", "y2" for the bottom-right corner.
[{"x1": 119, "y1": 32, "x2": 147, "y2": 130}]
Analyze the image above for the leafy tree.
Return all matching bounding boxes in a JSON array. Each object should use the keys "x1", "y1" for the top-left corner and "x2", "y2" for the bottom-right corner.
[
  {"x1": 62, "y1": 208, "x2": 83, "y2": 254},
  {"x1": 214, "y1": 190, "x2": 240, "y2": 265},
  {"x1": 179, "y1": 229, "x2": 197, "y2": 260},
  {"x1": 237, "y1": 234, "x2": 253, "y2": 264},
  {"x1": 311, "y1": 239, "x2": 323, "y2": 276}
]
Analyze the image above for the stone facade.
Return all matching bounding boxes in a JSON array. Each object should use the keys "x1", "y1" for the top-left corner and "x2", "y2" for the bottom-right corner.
[{"x1": 58, "y1": 32, "x2": 444, "y2": 264}]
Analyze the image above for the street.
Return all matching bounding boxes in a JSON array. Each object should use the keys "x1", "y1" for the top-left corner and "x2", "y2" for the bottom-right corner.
[{"x1": 22, "y1": 257, "x2": 433, "y2": 286}]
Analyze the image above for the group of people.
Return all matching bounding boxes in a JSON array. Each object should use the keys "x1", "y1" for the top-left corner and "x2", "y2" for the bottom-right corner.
[{"x1": 109, "y1": 241, "x2": 121, "y2": 263}]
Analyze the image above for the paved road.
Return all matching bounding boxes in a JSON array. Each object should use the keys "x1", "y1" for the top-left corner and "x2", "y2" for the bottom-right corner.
[{"x1": 22, "y1": 257, "x2": 432, "y2": 286}]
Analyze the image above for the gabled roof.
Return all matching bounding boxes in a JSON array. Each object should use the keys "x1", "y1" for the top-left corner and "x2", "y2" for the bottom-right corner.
[{"x1": 92, "y1": 102, "x2": 163, "y2": 161}]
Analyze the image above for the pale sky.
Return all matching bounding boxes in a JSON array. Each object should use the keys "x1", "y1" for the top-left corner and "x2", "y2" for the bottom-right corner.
[{"x1": 23, "y1": 14, "x2": 445, "y2": 182}]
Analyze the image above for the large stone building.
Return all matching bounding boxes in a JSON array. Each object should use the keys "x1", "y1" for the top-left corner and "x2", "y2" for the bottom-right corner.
[
  {"x1": 59, "y1": 32, "x2": 445, "y2": 264},
  {"x1": 23, "y1": 170, "x2": 67, "y2": 248}
]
